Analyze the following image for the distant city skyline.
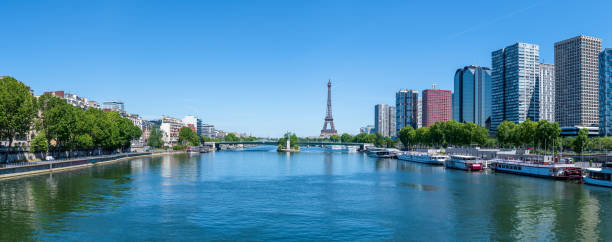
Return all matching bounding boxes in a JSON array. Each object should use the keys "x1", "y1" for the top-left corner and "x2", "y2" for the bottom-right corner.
[{"x1": 1, "y1": 0, "x2": 610, "y2": 137}]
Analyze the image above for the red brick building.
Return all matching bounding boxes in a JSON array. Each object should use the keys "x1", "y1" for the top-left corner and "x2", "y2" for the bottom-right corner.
[{"x1": 422, "y1": 88, "x2": 452, "y2": 127}]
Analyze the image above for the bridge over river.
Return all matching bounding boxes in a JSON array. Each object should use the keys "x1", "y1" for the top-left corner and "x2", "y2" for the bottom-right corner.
[{"x1": 208, "y1": 141, "x2": 373, "y2": 150}]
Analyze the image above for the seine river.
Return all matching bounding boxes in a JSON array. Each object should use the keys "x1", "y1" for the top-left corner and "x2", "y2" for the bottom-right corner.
[{"x1": 1, "y1": 147, "x2": 611, "y2": 241}]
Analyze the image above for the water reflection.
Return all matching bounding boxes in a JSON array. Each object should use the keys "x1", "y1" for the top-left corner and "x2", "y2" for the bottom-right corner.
[{"x1": 0, "y1": 152, "x2": 611, "y2": 240}]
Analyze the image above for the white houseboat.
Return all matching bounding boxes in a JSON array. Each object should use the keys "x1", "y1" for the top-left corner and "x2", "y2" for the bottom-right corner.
[
  {"x1": 445, "y1": 155, "x2": 483, "y2": 171},
  {"x1": 397, "y1": 152, "x2": 448, "y2": 166},
  {"x1": 491, "y1": 158, "x2": 582, "y2": 180},
  {"x1": 366, "y1": 148, "x2": 397, "y2": 158},
  {"x1": 584, "y1": 163, "x2": 612, "y2": 187}
]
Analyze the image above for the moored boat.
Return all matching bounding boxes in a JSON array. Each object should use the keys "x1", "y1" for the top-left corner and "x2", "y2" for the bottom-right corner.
[
  {"x1": 397, "y1": 152, "x2": 448, "y2": 165},
  {"x1": 367, "y1": 148, "x2": 397, "y2": 158},
  {"x1": 445, "y1": 155, "x2": 483, "y2": 171},
  {"x1": 325, "y1": 145, "x2": 348, "y2": 152},
  {"x1": 584, "y1": 162, "x2": 612, "y2": 187},
  {"x1": 490, "y1": 157, "x2": 582, "y2": 180}
]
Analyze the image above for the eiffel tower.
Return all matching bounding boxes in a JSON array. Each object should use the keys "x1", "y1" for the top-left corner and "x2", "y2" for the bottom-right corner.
[{"x1": 320, "y1": 80, "x2": 338, "y2": 137}]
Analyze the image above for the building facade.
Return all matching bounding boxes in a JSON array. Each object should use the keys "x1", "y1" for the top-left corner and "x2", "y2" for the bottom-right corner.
[
  {"x1": 360, "y1": 125, "x2": 375, "y2": 134},
  {"x1": 102, "y1": 101, "x2": 125, "y2": 112},
  {"x1": 199, "y1": 123, "x2": 215, "y2": 138},
  {"x1": 555, "y1": 35, "x2": 602, "y2": 127},
  {"x1": 491, "y1": 42, "x2": 540, "y2": 132},
  {"x1": 422, "y1": 87, "x2": 452, "y2": 127},
  {"x1": 43, "y1": 91, "x2": 100, "y2": 110},
  {"x1": 375, "y1": 104, "x2": 396, "y2": 137},
  {"x1": 453, "y1": 65, "x2": 492, "y2": 128},
  {"x1": 182, "y1": 116, "x2": 198, "y2": 134},
  {"x1": 395, "y1": 89, "x2": 419, "y2": 134},
  {"x1": 417, "y1": 97, "x2": 422, "y2": 128},
  {"x1": 160, "y1": 115, "x2": 184, "y2": 147},
  {"x1": 600, "y1": 48, "x2": 612, "y2": 136},
  {"x1": 538, "y1": 63, "x2": 555, "y2": 122}
]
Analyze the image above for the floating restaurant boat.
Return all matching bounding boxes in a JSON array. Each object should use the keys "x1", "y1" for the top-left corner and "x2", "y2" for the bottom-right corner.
[
  {"x1": 445, "y1": 155, "x2": 484, "y2": 171},
  {"x1": 397, "y1": 152, "x2": 449, "y2": 166},
  {"x1": 584, "y1": 162, "x2": 612, "y2": 187},
  {"x1": 366, "y1": 148, "x2": 397, "y2": 158},
  {"x1": 490, "y1": 157, "x2": 582, "y2": 180},
  {"x1": 325, "y1": 145, "x2": 348, "y2": 152}
]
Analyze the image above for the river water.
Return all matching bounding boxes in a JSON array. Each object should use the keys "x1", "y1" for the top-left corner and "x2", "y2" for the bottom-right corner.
[{"x1": 1, "y1": 147, "x2": 611, "y2": 241}]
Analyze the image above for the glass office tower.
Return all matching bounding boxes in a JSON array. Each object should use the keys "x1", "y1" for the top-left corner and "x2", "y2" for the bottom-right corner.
[
  {"x1": 600, "y1": 48, "x2": 612, "y2": 136},
  {"x1": 491, "y1": 42, "x2": 540, "y2": 132},
  {"x1": 453, "y1": 65, "x2": 492, "y2": 129}
]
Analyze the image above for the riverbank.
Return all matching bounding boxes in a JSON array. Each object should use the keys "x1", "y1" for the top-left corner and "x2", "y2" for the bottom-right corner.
[{"x1": 0, "y1": 151, "x2": 182, "y2": 180}]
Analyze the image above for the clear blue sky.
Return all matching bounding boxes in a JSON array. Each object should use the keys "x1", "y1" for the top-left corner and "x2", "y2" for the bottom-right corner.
[{"x1": 1, "y1": 0, "x2": 610, "y2": 137}]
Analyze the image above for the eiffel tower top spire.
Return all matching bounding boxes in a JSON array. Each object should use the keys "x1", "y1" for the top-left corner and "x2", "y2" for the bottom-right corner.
[{"x1": 320, "y1": 79, "x2": 338, "y2": 137}]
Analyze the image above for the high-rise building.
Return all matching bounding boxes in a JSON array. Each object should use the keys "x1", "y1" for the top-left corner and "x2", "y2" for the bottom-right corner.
[
  {"x1": 396, "y1": 89, "x2": 419, "y2": 134},
  {"x1": 600, "y1": 48, "x2": 612, "y2": 136},
  {"x1": 422, "y1": 86, "x2": 452, "y2": 127},
  {"x1": 538, "y1": 63, "x2": 555, "y2": 122},
  {"x1": 374, "y1": 104, "x2": 396, "y2": 137},
  {"x1": 491, "y1": 42, "x2": 540, "y2": 132},
  {"x1": 555, "y1": 35, "x2": 602, "y2": 127},
  {"x1": 417, "y1": 97, "x2": 422, "y2": 128},
  {"x1": 453, "y1": 65, "x2": 492, "y2": 128}
]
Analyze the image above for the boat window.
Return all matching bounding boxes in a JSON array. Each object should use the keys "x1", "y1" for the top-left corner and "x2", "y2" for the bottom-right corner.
[{"x1": 589, "y1": 172, "x2": 612, "y2": 181}]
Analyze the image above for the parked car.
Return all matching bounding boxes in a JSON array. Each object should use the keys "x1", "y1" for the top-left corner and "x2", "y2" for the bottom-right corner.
[{"x1": 45, "y1": 156, "x2": 54, "y2": 161}]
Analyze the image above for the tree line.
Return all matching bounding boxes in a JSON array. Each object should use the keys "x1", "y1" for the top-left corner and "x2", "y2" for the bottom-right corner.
[
  {"x1": 398, "y1": 120, "x2": 489, "y2": 148},
  {"x1": 0, "y1": 77, "x2": 142, "y2": 160}
]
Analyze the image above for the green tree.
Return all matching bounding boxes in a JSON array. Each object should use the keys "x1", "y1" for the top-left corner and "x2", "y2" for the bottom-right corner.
[
  {"x1": 518, "y1": 119, "x2": 537, "y2": 148},
  {"x1": 535, "y1": 120, "x2": 560, "y2": 151},
  {"x1": 200, "y1": 136, "x2": 213, "y2": 142},
  {"x1": 278, "y1": 133, "x2": 299, "y2": 150},
  {"x1": 572, "y1": 128, "x2": 589, "y2": 155},
  {"x1": 179, "y1": 127, "x2": 198, "y2": 145},
  {"x1": 398, "y1": 126, "x2": 415, "y2": 148},
  {"x1": 415, "y1": 127, "x2": 430, "y2": 147},
  {"x1": 30, "y1": 133, "x2": 48, "y2": 154},
  {"x1": 74, "y1": 134, "x2": 94, "y2": 150},
  {"x1": 496, "y1": 121, "x2": 517, "y2": 147},
  {"x1": 373, "y1": 133, "x2": 386, "y2": 147},
  {"x1": 329, "y1": 135, "x2": 341, "y2": 142},
  {"x1": 340, "y1": 133, "x2": 353, "y2": 143},
  {"x1": 148, "y1": 126, "x2": 163, "y2": 148},
  {"x1": 384, "y1": 137, "x2": 398, "y2": 148},
  {"x1": 429, "y1": 122, "x2": 445, "y2": 147},
  {"x1": 442, "y1": 120, "x2": 462, "y2": 146},
  {"x1": 0, "y1": 77, "x2": 38, "y2": 161},
  {"x1": 224, "y1": 133, "x2": 239, "y2": 142}
]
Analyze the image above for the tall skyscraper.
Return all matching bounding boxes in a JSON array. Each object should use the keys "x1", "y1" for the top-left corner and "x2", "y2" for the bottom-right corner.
[
  {"x1": 555, "y1": 35, "x2": 602, "y2": 127},
  {"x1": 453, "y1": 65, "x2": 492, "y2": 128},
  {"x1": 491, "y1": 42, "x2": 540, "y2": 132},
  {"x1": 600, "y1": 48, "x2": 612, "y2": 136},
  {"x1": 538, "y1": 63, "x2": 555, "y2": 122},
  {"x1": 417, "y1": 97, "x2": 422, "y2": 128},
  {"x1": 422, "y1": 86, "x2": 452, "y2": 127},
  {"x1": 374, "y1": 104, "x2": 396, "y2": 137},
  {"x1": 396, "y1": 89, "x2": 419, "y2": 134}
]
